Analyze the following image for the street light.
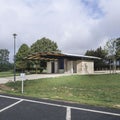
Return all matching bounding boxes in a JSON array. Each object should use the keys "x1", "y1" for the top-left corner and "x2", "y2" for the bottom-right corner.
[{"x1": 13, "y1": 33, "x2": 17, "y2": 82}]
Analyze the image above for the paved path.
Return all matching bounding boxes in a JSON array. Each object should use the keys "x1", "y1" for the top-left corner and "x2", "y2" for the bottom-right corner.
[
  {"x1": 0, "y1": 94, "x2": 120, "y2": 120},
  {"x1": 0, "y1": 70, "x2": 120, "y2": 84},
  {"x1": 0, "y1": 74, "x2": 72, "y2": 84}
]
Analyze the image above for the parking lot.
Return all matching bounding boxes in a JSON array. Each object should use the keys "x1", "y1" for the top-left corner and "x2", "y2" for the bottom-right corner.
[{"x1": 0, "y1": 94, "x2": 120, "y2": 120}]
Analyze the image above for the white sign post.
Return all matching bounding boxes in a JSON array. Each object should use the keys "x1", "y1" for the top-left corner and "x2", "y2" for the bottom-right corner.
[{"x1": 20, "y1": 73, "x2": 25, "y2": 94}]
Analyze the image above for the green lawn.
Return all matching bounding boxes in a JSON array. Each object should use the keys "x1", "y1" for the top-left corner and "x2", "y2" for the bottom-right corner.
[
  {"x1": 3, "y1": 74, "x2": 120, "y2": 108},
  {"x1": 0, "y1": 71, "x2": 14, "y2": 77},
  {"x1": 0, "y1": 71, "x2": 19, "y2": 78}
]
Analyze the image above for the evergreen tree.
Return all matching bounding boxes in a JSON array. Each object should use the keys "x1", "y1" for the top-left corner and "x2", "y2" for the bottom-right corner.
[
  {"x1": 85, "y1": 47, "x2": 107, "y2": 70},
  {"x1": 16, "y1": 44, "x2": 30, "y2": 72}
]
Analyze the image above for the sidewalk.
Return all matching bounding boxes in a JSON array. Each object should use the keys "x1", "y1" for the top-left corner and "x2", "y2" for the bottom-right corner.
[
  {"x1": 0, "y1": 71, "x2": 120, "y2": 84},
  {"x1": 94, "y1": 70, "x2": 120, "y2": 74},
  {"x1": 0, "y1": 74, "x2": 71, "y2": 84}
]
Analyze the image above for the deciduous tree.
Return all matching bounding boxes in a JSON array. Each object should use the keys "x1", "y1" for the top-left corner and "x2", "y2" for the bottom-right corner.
[
  {"x1": 30, "y1": 37, "x2": 60, "y2": 73},
  {"x1": 0, "y1": 49, "x2": 10, "y2": 71},
  {"x1": 0, "y1": 49, "x2": 9, "y2": 63},
  {"x1": 30, "y1": 37, "x2": 60, "y2": 53}
]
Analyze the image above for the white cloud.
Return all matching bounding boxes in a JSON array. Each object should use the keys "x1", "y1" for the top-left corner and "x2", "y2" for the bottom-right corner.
[
  {"x1": 0, "y1": 0, "x2": 120, "y2": 62},
  {"x1": 99, "y1": 0, "x2": 120, "y2": 36}
]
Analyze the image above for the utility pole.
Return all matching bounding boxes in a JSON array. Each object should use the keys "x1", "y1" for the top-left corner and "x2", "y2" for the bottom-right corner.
[{"x1": 13, "y1": 33, "x2": 17, "y2": 82}]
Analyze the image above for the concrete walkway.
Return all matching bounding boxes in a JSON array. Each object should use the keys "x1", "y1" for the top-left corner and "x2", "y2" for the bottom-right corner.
[
  {"x1": 0, "y1": 70, "x2": 120, "y2": 84},
  {"x1": 0, "y1": 74, "x2": 72, "y2": 84}
]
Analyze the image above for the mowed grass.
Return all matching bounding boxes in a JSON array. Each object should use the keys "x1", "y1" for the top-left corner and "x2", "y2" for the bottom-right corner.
[
  {"x1": 0, "y1": 71, "x2": 14, "y2": 77},
  {"x1": 0, "y1": 71, "x2": 19, "y2": 78},
  {"x1": 5, "y1": 74, "x2": 120, "y2": 108}
]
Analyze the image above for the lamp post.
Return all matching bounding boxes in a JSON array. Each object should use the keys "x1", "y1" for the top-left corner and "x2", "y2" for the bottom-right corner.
[
  {"x1": 113, "y1": 40, "x2": 117, "y2": 73},
  {"x1": 13, "y1": 33, "x2": 17, "y2": 82}
]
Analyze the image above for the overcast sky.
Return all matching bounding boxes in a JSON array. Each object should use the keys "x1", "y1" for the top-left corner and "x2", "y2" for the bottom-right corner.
[{"x1": 0, "y1": 0, "x2": 120, "y2": 62}]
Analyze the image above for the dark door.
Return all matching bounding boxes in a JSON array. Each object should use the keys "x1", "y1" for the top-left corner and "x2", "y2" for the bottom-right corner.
[
  {"x1": 73, "y1": 61, "x2": 77, "y2": 73},
  {"x1": 51, "y1": 62, "x2": 55, "y2": 73}
]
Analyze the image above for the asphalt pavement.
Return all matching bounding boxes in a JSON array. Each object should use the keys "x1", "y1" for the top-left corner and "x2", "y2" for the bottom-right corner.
[{"x1": 0, "y1": 94, "x2": 120, "y2": 120}]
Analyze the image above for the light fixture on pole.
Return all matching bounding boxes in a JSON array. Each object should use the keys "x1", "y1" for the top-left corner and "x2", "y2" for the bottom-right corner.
[{"x1": 13, "y1": 33, "x2": 17, "y2": 82}]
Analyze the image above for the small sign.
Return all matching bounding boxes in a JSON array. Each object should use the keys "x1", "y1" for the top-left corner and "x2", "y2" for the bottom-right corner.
[
  {"x1": 20, "y1": 73, "x2": 26, "y2": 94},
  {"x1": 20, "y1": 73, "x2": 25, "y2": 80}
]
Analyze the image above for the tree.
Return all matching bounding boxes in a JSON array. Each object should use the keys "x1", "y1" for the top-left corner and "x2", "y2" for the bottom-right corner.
[
  {"x1": 16, "y1": 44, "x2": 30, "y2": 72},
  {"x1": 0, "y1": 49, "x2": 9, "y2": 63},
  {"x1": 85, "y1": 49, "x2": 95, "y2": 56},
  {"x1": 30, "y1": 37, "x2": 60, "y2": 73},
  {"x1": 85, "y1": 47, "x2": 107, "y2": 70},
  {"x1": 95, "y1": 47, "x2": 107, "y2": 59},
  {"x1": 116, "y1": 38, "x2": 120, "y2": 59},
  {"x1": 0, "y1": 49, "x2": 10, "y2": 71},
  {"x1": 30, "y1": 37, "x2": 60, "y2": 53},
  {"x1": 104, "y1": 39, "x2": 116, "y2": 58},
  {"x1": 104, "y1": 38, "x2": 120, "y2": 73}
]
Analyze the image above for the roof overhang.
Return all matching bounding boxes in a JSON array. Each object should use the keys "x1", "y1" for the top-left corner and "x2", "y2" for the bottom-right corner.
[
  {"x1": 25, "y1": 52, "x2": 101, "y2": 60},
  {"x1": 63, "y1": 53, "x2": 101, "y2": 60}
]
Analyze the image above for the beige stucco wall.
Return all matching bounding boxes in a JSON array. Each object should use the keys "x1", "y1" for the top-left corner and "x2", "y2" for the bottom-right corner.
[
  {"x1": 47, "y1": 59, "x2": 94, "y2": 74},
  {"x1": 47, "y1": 62, "x2": 52, "y2": 73},
  {"x1": 77, "y1": 60, "x2": 94, "y2": 74},
  {"x1": 47, "y1": 61, "x2": 58, "y2": 73},
  {"x1": 64, "y1": 59, "x2": 74, "y2": 73},
  {"x1": 54, "y1": 61, "x2": 58, "y2": 73}
]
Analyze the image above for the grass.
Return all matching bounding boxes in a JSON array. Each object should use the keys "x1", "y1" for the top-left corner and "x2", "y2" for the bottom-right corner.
[
  {"x1": 0, "y1": 71, "x2": 19, "y2": 78},
  {"x1": 0, "y1": 71, "x2": 14, "y2": 77},
  {"x1": 2, "y1": 74, "x2": 120, "y2": 108}
]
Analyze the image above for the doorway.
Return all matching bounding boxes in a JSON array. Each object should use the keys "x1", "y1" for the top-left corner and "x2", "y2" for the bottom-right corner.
[
  {"x1": 51, "y1": 62, "x2": 55, "y2": 73},
  {"x1": 73, "y1": 61, "x2": 77, "y2": 73}
]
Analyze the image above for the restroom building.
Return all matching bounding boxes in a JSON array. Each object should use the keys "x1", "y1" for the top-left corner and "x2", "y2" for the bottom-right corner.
[{"x1": 27, "y1": 52, "x2": 100, "y2": 74}]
